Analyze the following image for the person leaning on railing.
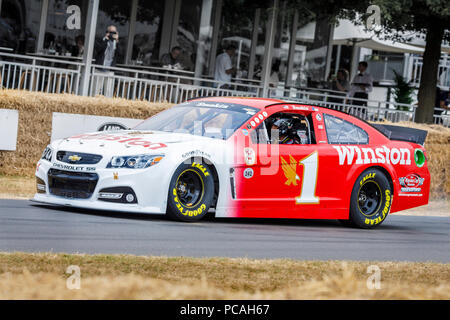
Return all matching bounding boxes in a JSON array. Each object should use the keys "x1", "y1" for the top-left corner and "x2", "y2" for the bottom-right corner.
[
  {"x1": 328, "y1": 69, "x2": 350, "y2": 109},
  {"x1": 434, "y1": 86, "x2": 450, "y2": 124},
  {"x1": 346, "y1": 61, "x2": 373, "y2": 116},
  {"x1": 214, "y1": 44, "x2": 237, "y2": 89}
]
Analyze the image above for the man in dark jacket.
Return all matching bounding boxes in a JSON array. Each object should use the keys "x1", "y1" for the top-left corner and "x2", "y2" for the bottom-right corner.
[{"x1": 95, "y1": 25, "x2": 119, "y2": 67}]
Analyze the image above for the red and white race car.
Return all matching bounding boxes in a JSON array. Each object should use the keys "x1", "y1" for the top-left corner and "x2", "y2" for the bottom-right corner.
[{"x1": 34, "y1": 97, "x2": 430, "y2": 228}]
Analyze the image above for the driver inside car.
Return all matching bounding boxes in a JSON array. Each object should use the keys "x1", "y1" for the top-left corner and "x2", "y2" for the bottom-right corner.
[{"x1": 271, "y1": 118, "x2": 301, "y2": 144}]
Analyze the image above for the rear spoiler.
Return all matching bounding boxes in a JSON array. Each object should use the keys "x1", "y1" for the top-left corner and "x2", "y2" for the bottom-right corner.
[{"x1": 371, "y1": 124, "x2": 428, "y2": 146}]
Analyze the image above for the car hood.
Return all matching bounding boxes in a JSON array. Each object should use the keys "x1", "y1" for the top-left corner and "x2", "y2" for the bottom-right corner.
[{"x1": 52, "y1": 130, "x2": 226, "y2": 156}]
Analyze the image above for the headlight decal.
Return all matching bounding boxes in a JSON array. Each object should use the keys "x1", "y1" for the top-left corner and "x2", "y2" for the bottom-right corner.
[
  {"x1": 107, "y1": 154, "x2": 164, "y2": 169},
  {"x1": 41, "y1": 146, "x2": 53, "y2": 162}
]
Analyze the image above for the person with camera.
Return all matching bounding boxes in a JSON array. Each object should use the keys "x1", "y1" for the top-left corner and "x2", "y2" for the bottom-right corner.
[
  {"x1": 94, "y1": 25, "x2": 119, "y2": 97},
  {"x1": 95, "y1": 25, "x2": 119, "y2": 67}
]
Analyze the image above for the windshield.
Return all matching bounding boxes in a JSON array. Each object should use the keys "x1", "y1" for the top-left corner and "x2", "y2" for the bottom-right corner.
[{"x1": 133, "y1": 101, "x2": 258, "y2": 140}]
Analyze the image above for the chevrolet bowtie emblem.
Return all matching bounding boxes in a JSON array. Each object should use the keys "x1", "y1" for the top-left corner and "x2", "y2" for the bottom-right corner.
[{"x1": 68, "y1": 155, "x2": 82, "y2": 162}]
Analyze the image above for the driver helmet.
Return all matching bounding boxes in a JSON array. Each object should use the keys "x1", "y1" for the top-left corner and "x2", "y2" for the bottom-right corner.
[{"x1": 273, "y1": 118, "x2": 291, "y2": 137}]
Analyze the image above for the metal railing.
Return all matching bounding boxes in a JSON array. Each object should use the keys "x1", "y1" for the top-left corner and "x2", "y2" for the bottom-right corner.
[
  {"x1": 0, "y1": 52, "x2": 83, "y2": 94},
  {"x1": 272, "y1": 86, "x2": 417, "y2": 122},
  {"x1": 411, "y1": 55, "x2": 450, "y2": 88},
  {"x1": 1, "y1": 52, "x2": 448, "y2": 127},
  {"x1": 89, "y1": 64, "x2": 261, "y2": 104}
]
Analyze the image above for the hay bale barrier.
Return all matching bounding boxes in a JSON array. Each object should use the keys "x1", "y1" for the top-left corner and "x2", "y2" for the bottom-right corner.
[
  {"x1": 0, "y1": 89, "x2": 448, "y2": 200},
  {"x1": 0, "y1": 90, "x2": 173, "y2": 178}
]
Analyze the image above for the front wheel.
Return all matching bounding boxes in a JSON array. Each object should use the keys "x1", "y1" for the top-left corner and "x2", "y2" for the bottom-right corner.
[
  {"x1": 343, "y1": 168, "x2": 393, "y2": 229},
  {"x1": 166, "y1": 161, "x2": 215, "y2": 222}
]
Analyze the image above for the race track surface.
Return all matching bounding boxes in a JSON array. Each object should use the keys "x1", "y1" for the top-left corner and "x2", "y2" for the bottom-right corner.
[{"x1": 0, "y1": 199, "x2": 449, "y2": 262}]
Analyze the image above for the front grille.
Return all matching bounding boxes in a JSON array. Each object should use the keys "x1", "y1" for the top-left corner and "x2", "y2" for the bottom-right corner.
[
  {"x1": 56, "y1": 151, "x2": 103, "y2": 165},
  {"x1": 48, "y1": 169, "x2": 98, "y2": 199}
]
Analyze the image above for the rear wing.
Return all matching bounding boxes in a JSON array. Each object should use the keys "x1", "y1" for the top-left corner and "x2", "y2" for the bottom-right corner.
[{"x1": 371, "y1": 124, "x2": 428, "y2": 146}]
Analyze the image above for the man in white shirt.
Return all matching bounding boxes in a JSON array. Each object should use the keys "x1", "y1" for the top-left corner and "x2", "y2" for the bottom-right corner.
[
  {"x1": 347, "y1": 61, "x2": 373, "y2": 116},
  {"x1": 214, "y1": 45, "x2": 236, "y2": 88}
]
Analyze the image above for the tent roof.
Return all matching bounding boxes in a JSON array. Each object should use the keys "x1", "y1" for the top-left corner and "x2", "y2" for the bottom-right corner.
[{"x1": 297, "y1": 19, "x2": 425, "y2": 54}]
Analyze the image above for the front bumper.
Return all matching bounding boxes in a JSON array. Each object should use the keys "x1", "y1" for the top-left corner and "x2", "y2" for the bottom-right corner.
[{"x1": 33, "y1": 159, "x2": 170, "y2": 214}]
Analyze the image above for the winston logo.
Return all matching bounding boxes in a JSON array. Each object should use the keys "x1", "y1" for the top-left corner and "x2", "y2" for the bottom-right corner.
[
  {"x1": 333, "y1": 146, "x2": 411, "y2": 166},
  {"x1": 280, "y1": 155, "x2": 300, "y2": 186}
]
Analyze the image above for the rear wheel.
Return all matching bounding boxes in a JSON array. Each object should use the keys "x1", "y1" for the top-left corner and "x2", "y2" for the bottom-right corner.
[
  {"x1": 166, "y1": 161, "x2": 215, "y2": 222},
  {"x1": 342, "y1": 168, "x2": 392, "y2": 229}
]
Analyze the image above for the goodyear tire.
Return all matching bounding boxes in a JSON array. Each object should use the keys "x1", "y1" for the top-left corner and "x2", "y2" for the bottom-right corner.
[
  {"x1": 344, "y1": 168, "x2": 393, "y2": 229},
  {"x1": 166, "y1": 160, "x2": 214, "y2": 222}
]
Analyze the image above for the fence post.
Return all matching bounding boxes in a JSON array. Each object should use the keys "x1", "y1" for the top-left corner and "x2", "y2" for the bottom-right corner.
[
  {"x1": 377, "y1": 101, "x2": 381, "y2": 121},
  {"x1": 29, "y1": 58, "x2": 36, "y2": 91}
]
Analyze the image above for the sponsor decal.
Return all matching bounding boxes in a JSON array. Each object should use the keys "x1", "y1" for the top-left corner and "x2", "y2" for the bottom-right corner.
[
  {"x1": 280, "y1": 155, "x2": 300, "y2": 186},
  {"x1": 360, "y1": 173, "x2": 376, "y2": 186},
  {"x1": 36, "y1": 163, "x2": 41, "y2": 173},
  {"x1": 244, "y1": 148, "x2": 256, "y2": 166},
  {"x1": 332, "y1": 146, "x2": 411, "y2": 166},
  {"x1": 243, "y1": 168, "x2": 254, "y2": 179},
  {"x1": 242, "y1": 129, "x2": 249, "y2": 136},
  {"x1": 68, "y1": 154, "x2": 82, "y2": 162},
  {"x1": 173, "y1": 187, "x2": 206, "y2": 216},
  {"x1": 399, "y1": 174, "x2": 424, "y2": 193},
  {"x1": 52, "y1": 162, "x2": 96, "y2": 172},
  {"x1": 192, "y1": 162, "x2": 210, "y2": 177},
  {"x1": 247, "y1": 111, "x2": 268, "y2": 128},
  {"x1": 97, "y1": 122, "x2": 128, "y2": 131},
  {"x1": 316, "y1": 113, "x2": 322, "y2": 121},
  {"x1": 280, "y1": 152, "x2": 320, "y2": 204},
  {"x1": 292, "y1": 105, "x2": 309, "y2": 111},
  {"x1": 182, "y1": 150, "x2": 211, "y2": 159},
  {"x1": 196, "y1": 102, "x2": 229, "y2": 109},
  {"x1": 113, "y1": 172, "x2": 119, "y2": 180},
  {"x1": 70, "y1": 133, "x2": 167, "y2": 150},
  {"x1": 243, "y1": 108, "x2": 256, "y2": 115},
  {"x1": 318, "y1": 124, "x2": 324, "y2": 129}
]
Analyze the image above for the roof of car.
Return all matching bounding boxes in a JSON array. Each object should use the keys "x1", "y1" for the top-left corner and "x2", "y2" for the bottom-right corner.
[{"x1": 192, "y1": 96, "x2": 285, "y2": 109}]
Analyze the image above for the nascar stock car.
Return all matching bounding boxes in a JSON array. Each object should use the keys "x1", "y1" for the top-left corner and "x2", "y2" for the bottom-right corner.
[{"x1": 34, "y1": 97, "x2": 430, "y2": 228}]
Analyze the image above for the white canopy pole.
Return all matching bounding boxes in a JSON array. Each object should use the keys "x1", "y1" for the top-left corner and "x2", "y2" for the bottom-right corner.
[
  {"x1": 261, "y1": 0, "x2": 278, "y2": 97},
  {"x1": 80, "y1": 0, "x2": 99, "y2": 96}
]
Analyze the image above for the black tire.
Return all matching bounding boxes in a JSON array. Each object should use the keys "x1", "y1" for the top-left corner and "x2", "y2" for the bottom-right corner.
[
  {"x1": 166, "y1": 160, "x2": 215, "y2": 222},
  {"x1": 344, "y1": 168, "x2": 393, "y2": 229}
]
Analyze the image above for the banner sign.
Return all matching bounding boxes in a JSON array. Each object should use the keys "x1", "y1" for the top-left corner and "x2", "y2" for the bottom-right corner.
[
  {"x1": 0, "y1": 109, "x2": 19, "y2": 151},
  {"x1": 51, "y1": 113, "x2": 143, "y2": 142}
]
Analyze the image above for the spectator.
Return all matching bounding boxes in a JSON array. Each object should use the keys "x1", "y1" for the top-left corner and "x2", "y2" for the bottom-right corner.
[
  {"x1": 434, "y1": 86, "x2": 450, "y2": 124},
  {"x1": 214, "y1": 44, "x2": 236, "y2": 89},
  {"x1": 95, "y1": 25, "x2": 119, "y2": 67},
  {"x1": 71, "y1": 35, "x2": 84, "y2": 57},
  {"x1": 347, "y1": 61, "x2": 373, "y2": 116},
  {"x1": 268, "y1": 61, "x2": 280, "y2": 97},
  {"x1": 160, "y1": 46, "x2": 183, "y2": 69},
  {"x1": 93, "y1": 25, "x2": 119, "y2": 97},
  {"x1": 328, "y1": 69, "x2": 349, "y2": 108}
]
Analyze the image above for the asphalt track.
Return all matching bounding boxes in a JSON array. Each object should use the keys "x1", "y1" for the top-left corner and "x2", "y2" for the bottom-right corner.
[{"x1": 0, "y1": 199, "x2": 449, "y2": 262}]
